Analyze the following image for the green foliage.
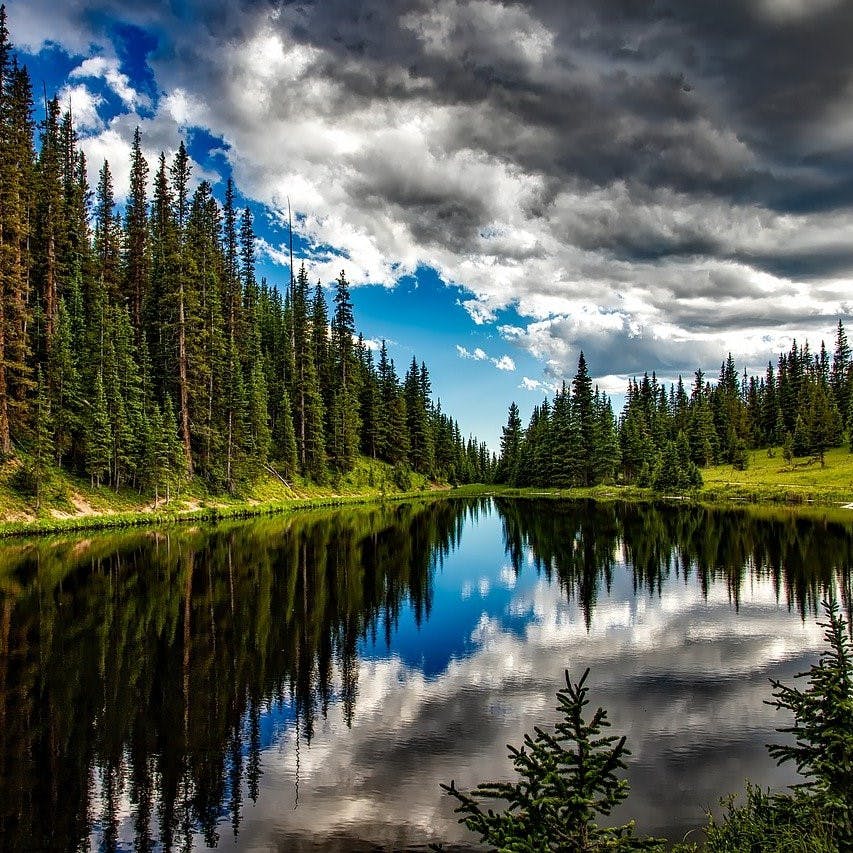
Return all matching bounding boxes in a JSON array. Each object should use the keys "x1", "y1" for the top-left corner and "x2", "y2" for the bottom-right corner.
[
  {"x1": 652, "y1": 432, "x2": 701, "y2": 492},
  {"x1": 391, "y1": 461, "x2": 412, "y2": 491},
  {"x1": 440, "y1": 598, "x2": 852, "y2": 853},
  {"x1": 766, "y1": 598, "x2": 852, "y2": 846},
  {"x1": 782, "y1": 431, "x2": 794, "y2": 465},
  {"x1": 730, "y1": 436, "x2": 749, "y2": 470},
  {"x1": 702, "y1": 784, "x2": 837, "y2": 853},
  {"x1": 441, "y1": 668, "x2": 664, "y2": 851},
  {"x1": 0, "y1": 11, "x2": 487, "y2": 505}
]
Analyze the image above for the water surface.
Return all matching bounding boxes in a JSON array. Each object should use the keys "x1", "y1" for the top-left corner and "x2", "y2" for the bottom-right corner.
[{"x1": 0, "y1": 498, "x2": 850, "y2": 851}]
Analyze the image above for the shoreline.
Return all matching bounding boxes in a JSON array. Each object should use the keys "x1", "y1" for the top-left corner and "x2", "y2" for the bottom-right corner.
[
  {"x1": 3, "y1": 479, "x2": 853, "y2": 539},
  {"x1": 0, "y1": 487, "x2": 457, "y2": 539}
]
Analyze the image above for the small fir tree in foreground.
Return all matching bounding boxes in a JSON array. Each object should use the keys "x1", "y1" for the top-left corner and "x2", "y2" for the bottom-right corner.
[
  {"x1": 766, "y1": 598, "x2": 852, "y2": 846},
  {"x1": 440, "y1": 668, "x2": 663, "y2": 851}
]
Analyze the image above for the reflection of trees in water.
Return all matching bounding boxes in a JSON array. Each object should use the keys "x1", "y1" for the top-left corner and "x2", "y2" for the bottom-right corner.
[
  {"x1": 496, "y1": 498, "x2": 853, "y2": 628},
  {"x1": 0, "y1": 497, "x2": 849, "y2": 850},
  {"x1": 0, "y1": 499, "x2": 480, "y2": 851}
]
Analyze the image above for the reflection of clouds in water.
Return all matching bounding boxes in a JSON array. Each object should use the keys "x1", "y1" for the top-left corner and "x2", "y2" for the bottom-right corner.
[
  {"x1": 226, "y1": 571, "x2": 832, "y2": 851},
  {"x1": 500, "y1": 564, "x2": 517, "y2": 590},
  {"x1": 459, "y1": 577, "x2": 493, "y2": 599}
]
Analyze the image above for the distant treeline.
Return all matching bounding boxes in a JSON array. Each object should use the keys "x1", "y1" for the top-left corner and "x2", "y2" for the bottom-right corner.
[
  {"x1": 496, "y1": 323, "x2": 853, "y2": 490},
  {"x1": 0, "y1": 10, "x2": 491, "y2": 498}
]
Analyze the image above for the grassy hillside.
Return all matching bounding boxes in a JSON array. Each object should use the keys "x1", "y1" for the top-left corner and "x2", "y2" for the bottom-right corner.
[
  {"x1": 701, "y1": 444, "x2": 853, "y2": 505},
  {"x1": 0, "y1": 454, "x2": 438, "y2": 536}
]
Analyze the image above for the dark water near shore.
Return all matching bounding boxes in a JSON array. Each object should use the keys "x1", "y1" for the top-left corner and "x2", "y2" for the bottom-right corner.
[{"x1": 0, "y1": 498, "x2": 851, "y2": 851}]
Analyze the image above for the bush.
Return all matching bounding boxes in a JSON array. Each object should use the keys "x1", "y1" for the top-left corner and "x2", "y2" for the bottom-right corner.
[
  {"x1": 701, "y1": 598, "x2": 852, "y2": 852},
  {"x1": 392, "y1": 462, "x2": 412, "y2": 491},
  {"x1": 703, "y1": 784, "x2": 837, "y2": 853}
]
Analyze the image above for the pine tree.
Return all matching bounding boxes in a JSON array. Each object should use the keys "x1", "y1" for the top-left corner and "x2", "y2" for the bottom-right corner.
[
  {"x1": 329, "y1": 270, "x2": 361, "y2": 472},
  {"x1": 291, "y1": 264, "x2": 326, "y2": 480},
  {"x1": 442, "y1": 669, "x2": 663, "y2": 851},
  {"x1": 28, "y1": 366, "x2": 52, "y2": 509},
  {"x1": 160, "y1": 394, "x2": 184, "y2": 502},
  {"x1": 0, "y1": 24, "x2": 35, "y2": 454},
  {"x1": 572, "y1": 352, "x2": 595, "y2": 486},
  {"x1": 244, "y1": 360, "x2": 271, "y2": 480},
  {"x1": 807, "y1": 380, "x2": 842, "y2": 465},
  {"x1": 496, "y1": 402, "x2": 523, "y2": 483},
  {"x1": 767, "y1": 600, "x2": 852, "y2": 846},
  {"x1": 93, "y1": 159, "x2": 121, "y2": 303},
  {"x1": 33, "y1": 96, "x2": 64, "y2": 350},
  {"x1": 47, "y1": 297, "x2": 80, "y2": 465},
  {"x1": 170, "y1": 143, "x2": 194, "y2": 475},
  {"x1": 273, "y1": 387, "x2": 298, "y2": 480},
  {"x1": 87, "y1": 371, "x2": 112, "y2": 487},
  {"x1": 592, "y1": 394, "x2": 620, "y2": 483},
  {"x1": 124, "y1": 127, "x2": 149, "y2": 336}
]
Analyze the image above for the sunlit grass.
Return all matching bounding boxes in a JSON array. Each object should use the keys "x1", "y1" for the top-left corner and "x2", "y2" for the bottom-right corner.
[
  {"x1": 701, "y1": 445, "x2": 853, "y2": 504},
  {"x1": 0, "y1": 453, "x2": 443, "y2": 537}
]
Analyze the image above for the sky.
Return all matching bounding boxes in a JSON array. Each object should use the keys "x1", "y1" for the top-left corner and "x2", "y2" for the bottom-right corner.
[{"x1": 8, "y1": 0, "x2": 853, "y2": 449}]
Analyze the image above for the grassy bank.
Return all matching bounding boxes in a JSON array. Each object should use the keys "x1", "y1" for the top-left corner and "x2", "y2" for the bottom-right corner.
[
  {"x1": 0, "y1": 455, "x2": 446, "y2": 538},
  {"x1": 3, "y1": 444, "x2": 853, "y2": 537},
  {"x1": 452, "y1": 445, "x2": 853, "y2": 519},
  {"x1": 699, "y1": 444, "x2": 853, "y2": 505}
]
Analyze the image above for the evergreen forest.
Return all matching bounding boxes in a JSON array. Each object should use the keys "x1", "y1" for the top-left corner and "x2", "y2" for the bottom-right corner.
[
  {"x1": 0, "y1": 10, "x2": 492, "y2": 504},
  {"x1": 3, "y1": 2, "x2": 853, "y2": 509},
  {"x1": 495, "y1": 324, "x2": 853, "y2": 492}
]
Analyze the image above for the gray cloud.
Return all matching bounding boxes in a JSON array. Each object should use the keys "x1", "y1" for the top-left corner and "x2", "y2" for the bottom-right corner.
[{"x1": 11, "y1": 0, "x2": 853, "y2": 380}]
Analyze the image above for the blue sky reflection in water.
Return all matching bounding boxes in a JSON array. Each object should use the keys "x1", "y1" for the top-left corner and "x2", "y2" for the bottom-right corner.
[{"x1": 81, "y1": 500, "x2": 841, "y2": 850}]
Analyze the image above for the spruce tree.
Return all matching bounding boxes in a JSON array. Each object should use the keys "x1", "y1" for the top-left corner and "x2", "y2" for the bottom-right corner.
[
  {"x1": 28, "y1": 366, "x2": 52, "y2": 509},
  {"x1": 170, "y1": 143, "x2": 194, "y2": 475},
  {"x1": 124, "y1": 127, "x2": 149, "y2": 336},
  {"x1": 442, "y1": 669, "x2": 663, "y2": 851},
  {"x1": 244, "y1": 360, "x2": 271, "y2": 480},
  {"x1": 329, "y1": 270, "x2": 361, "y2": 472},
  {"x1": 46, "y1": 298, "x2": 80, "y2": 465},
  {"x1": 572, "y1": 352, "x2": 595, "y2": 486},
  {"x1": 87, "y1": 371, "x2": 112, "y2": 487},
  {"x1": 273, "y1": 388, "x2": 299, "y2": 481},
  {"x1": 592, "y1": 394, "x2": 620, "y2": 483},
  {"x1": 497, "y1": 402, "x2": 523, "y2": 483},
  {"x1": 0, "y1": 26, "x2": 34, "y2": 455}
]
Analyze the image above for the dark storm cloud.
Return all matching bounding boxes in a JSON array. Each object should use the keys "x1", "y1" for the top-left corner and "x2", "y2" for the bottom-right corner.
[
  {"x1": 14, "y1": 0, "x2": 853, "y2": 377},
  {"x1": 272, "y1": 0, "x2": 853, "y2": 194}
]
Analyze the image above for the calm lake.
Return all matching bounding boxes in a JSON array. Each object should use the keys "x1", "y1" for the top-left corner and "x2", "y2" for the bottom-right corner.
[{"x1": 0, "y1": 497, "x2": 851, "y2": 851}]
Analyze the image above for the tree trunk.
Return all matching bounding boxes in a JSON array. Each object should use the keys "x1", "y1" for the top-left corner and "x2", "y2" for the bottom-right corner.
[{"x1": 178, "y1": 280, "x2": 193, "y2": 475}]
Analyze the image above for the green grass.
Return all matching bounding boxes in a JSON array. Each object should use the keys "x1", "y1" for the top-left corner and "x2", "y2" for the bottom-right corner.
[
  {"x1": 0, "y1": 454, "x2": 443, "y2": 538},
  {"x1": 700, "y1": 444, "x2": 853, "y2": 505}
]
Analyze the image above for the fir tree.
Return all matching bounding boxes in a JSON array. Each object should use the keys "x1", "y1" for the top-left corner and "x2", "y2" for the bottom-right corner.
[
  {"x1": 273, "y1": 388, "x2": 298, "y2": 481},
  {"x1": 497, "y1": 402, "x2": 523, "y2": 483},
  {"x1": 28, "y1": 366, "x2": 52, "y2": 509},
  {"x1": 87, "y1": 371, "x2": 112, "y2": 487},
  {"x1": 442, "y1": 669, "x2": 663, "y2": 851},
  {"x1": 124, "y1": 127, "x2": 149, "y2": 336},
  {"x1": 767, "y1": 600, "x2": 852, "y2": 846}
]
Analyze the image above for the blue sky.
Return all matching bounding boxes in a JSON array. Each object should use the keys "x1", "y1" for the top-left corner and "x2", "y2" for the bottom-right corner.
[
  {"x1": 10, "y1": 0, "x2": 853, "y2": 448},
  {"x1": 17, "y1": 15, "x2": 548, "y2": 449}
]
